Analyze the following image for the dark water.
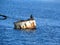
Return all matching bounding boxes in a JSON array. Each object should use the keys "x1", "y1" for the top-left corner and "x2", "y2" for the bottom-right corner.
[{"x1": 0, "y1": 0, "x2": 60, "y2": 45}]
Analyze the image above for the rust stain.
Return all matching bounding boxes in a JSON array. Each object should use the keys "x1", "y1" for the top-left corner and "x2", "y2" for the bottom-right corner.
[{"x1": 14, "y1": 20, "x2": 36, "y2": 29}]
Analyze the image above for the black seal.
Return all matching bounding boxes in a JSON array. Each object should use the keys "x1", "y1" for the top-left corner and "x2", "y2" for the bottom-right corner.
[{"x1": 0, "y1": 14, "x2": 7, "y2": 20}]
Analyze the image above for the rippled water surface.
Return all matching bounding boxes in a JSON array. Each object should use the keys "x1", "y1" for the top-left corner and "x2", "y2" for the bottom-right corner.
[{"x1": 0, "y1": 0, "x2": 60, "y2": 45}]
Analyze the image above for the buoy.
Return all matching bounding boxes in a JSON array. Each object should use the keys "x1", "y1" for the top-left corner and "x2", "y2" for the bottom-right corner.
[{"x1": 14, "y1": 15, "x2": 36, "y2": 29}]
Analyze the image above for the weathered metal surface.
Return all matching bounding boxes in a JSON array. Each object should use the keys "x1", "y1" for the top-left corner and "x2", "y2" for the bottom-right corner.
[{"x1": 14, "y1": 19, "x2": 36, "y2": 29}]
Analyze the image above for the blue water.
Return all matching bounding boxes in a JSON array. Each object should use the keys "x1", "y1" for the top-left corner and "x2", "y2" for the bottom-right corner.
[{"x1": 0, "y1": 0, "x2": 60, "y2": 45}]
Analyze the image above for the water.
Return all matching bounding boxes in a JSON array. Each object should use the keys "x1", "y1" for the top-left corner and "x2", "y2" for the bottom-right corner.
[{"x1": 0, "y1": 0, "x2": 60, "y2": 45}]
